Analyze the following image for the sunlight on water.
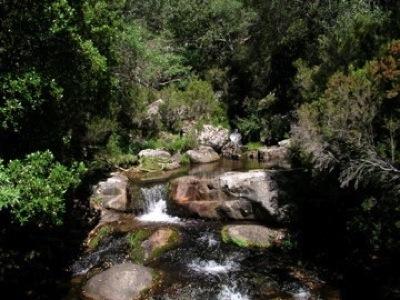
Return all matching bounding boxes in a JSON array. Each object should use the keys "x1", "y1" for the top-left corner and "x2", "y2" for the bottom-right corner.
[{"x1": 188, "y1": 259, "x2": 239, "y2": 275}]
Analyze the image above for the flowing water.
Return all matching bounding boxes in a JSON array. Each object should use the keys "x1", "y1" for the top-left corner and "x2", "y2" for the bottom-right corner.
[{"x1": 69, "y1": 160, "x2": 340, "y2": 299}]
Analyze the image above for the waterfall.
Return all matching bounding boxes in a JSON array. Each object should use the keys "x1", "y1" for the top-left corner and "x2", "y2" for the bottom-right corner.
[{"x1": 137, "y1": 184, "x2": 181, "y2": 223}]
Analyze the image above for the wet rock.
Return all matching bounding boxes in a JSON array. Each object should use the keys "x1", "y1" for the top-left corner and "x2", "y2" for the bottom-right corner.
[
  {"x1": 186, "y1": 199, "x2": 254, "y2": 219},
  {"x1": 91, "y1": 173, "x2": 131, "y2": 212},
  {"x1": 258, "y1": 146, "x2": 290, "y2": 167},
  {"x1": 170, "y1": 170, "x2": 288, "y2": 222},
  {"x1": 221, "y1": 141, "x2": 242, "y2": 160},
  {"x1": 81, "y1": 263, "x2": 154, "y2": 300},
  {"x1": 197, "y1": 125, "x2": 229, "y2": 151},
  {"x1": 138, "y1": 149, "x2": 171, "y2": 159},
  {"x1": 141, "y1": 228, "x2": 180, "y2": 260},
  {"x1": 221, "y1": 224, "x2": 285, "y2": 248},
  {"x1": 170, "y1": 176, "x2": 225, "y2": 204},
  {"x1": 186, "y1": 146, "x2": 220, "y2": 163}
]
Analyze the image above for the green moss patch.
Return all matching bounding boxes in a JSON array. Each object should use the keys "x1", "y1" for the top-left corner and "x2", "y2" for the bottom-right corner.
[
  {"x1": 88, "y1": 225, "x2": 112, "y2": 250},
  {"x1": 139, "y1": 156, "x2": 172, "y2": 172},
  {"x1": 149, "y1": 229, "x2": 181, "y2": 259},
  {"x1": 126, "y1": 228, "x2": 152, "y2": 263},
  {"x1": 221, "y1": 226, "x2": 250, "y2": 248}
]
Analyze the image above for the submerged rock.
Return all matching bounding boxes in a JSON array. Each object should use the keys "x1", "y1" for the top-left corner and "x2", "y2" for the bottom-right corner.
[
  {"x1": 81, "y1": 263, "x2": 154, "y2": 300},
  {"x1": 91, "y1": 172, "x2": 131, "y2": 212},
  {"x1": 186, "y1": 146, "x2": 220, "y2": 163},
  {"x1": 221, "y1": 224, "x2": 285, "y2": 248},
  {"x1": 197, "y1": 124, "x2": 229, "y2": 151},
  {"x1": 170, "y1": 170, "x2": 288, "y2": 222}
]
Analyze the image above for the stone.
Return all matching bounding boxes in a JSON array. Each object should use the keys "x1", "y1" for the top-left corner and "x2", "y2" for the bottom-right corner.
[
  {"x1": 218, "y1": 170, "x2": 282, "y2": 220},
  {"x1": 81, "y1": 263, "x2": 154, "y2": 300},
  {"x1": 186, "y1": 199, "x2": 254, "y2": 219},
  {"x1": 221, "y1": 224, "x2": 285, "y2": 248},
  {"x1": 186, "y1": 146, "x2": 220, "y2": 163},
  {"x1": 221, "y1": 141, "x2": 242, "y2": 160},
  {"x1": 92, "y1": 173, "x2": 131, "y2": 212},
  {"x1": 138, "y1": 149, "x2": 171, "y2": 159},
  {"x1": 170, "y1": 170, "x2": 288, "y2": 222},
  {"x1": 197, "y1": 125, "x2": 229, "y2": 151},
  {"x1": 141, "y1": 228, "x2": 180, "y2": 260},
  {"x1": 258, "y1": 146, "x2": 290, "y2": 167}
]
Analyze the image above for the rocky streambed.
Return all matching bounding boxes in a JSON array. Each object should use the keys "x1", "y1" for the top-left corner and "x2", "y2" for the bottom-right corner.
[{"x1": 67, "y1": 159, "x2": 341, "y2": 300}]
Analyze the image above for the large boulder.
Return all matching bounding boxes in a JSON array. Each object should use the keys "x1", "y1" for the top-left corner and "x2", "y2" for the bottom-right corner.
[
  {"x1": 92, "y1": 173, "x2": 131, "y2": 212},
  {"x1": 138, "y1": 149, "x2": 171, "y2": 159},
  {"x1": 186, "y1": 146, "x2": 220, "y2": 164},
  {"x1": 197, "y1": 125, "x2": 229, "y2": 151},
  {"x1": 138, "y1": 149, "x2": 181, "y2": 172},
  {"x1": 81, "y1": 263, "x2": 154, "y2": 300},
  {"x1": 221, "y1": 224, "x2": 285, "y2": 248},
  {"x1": 219, "y1": 170, "x2": 280, "y2": 218},
  {"x1": 170, "y1": 170, "x2": 288, "y2": 222}
]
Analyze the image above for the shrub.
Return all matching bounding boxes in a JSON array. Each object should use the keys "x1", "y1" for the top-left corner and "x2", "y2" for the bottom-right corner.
[
  {"x1": 0, "y1": 151, "x2": 86, "y2": 226},
  {"x1": 159, "y1": 79, "x2": 228, "y2": 131}
]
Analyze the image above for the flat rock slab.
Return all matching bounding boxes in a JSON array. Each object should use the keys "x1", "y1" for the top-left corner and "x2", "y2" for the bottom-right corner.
[
  {"x1": 222, "y1": 224, "x2": 285, "y2": 248},
  {"x1": 82, "y1": 263, "x2": 154, "y2": 300}
]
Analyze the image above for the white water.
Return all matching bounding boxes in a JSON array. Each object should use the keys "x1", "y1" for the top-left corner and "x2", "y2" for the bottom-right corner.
[
  {"x1": 218, "y1": 283, "x2": 249, "y2": 300},
  {"x1": 197, "y1": 232, "x2": 219, "y2": 248},
  {"x1": 292, "y1": 288, "x2": 312, "y2": 300},
  {"x1": 188, "y1": 259, "x2": 239, "y2": 275},
  {"x1": 138, "y1": 184, "x2": 181, "y2": 223},
  {"x1": 138, "y1": 198, "x2": 181, "y2": 223}
]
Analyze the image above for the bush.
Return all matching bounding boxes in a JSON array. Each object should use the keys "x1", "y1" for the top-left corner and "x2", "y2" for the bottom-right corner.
[
  {"x1": 0, "y1": 151, "x2": 86, "y2": 226},
  {"x1": 159, "y1": 79, "x2": 228, "y2": 131},
  {"x1": 144, "y1": 132, "x2": 198, "y2": 154}
]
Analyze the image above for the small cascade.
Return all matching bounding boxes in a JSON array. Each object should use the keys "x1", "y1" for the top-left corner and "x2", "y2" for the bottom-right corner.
[
  {"x1": 137, "y1": 184, "x2": 181, "y2": 223},
  {"x1": 218, "y1": 283, "x2": 249, "y2": 300},
  {"x1": 188, "y1": 258, "x2": 239, "y2": 275}
]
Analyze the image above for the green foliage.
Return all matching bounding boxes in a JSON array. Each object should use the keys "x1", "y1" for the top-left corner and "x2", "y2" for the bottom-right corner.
[
  {"x1": 88, "y1": 226, "x2": 112, "y2": 250},
  {"x1": 126, "y1": 228, "x2": 152, "y2": 263},
  {"x1": 295, "y1": 40, "x2": 400, "y2": 253},
  {"x1": 159, "y1": 80, "x2": 227, "y2": 131},
  {"x1": 145, "y1": 132, "x2": 198, "y2": 154},
  {"x1": 180, "y1": 153, "x2": 191, "y2": 166},
  {"x1": 0, "y1": 151, "x2": 86, "y2": 226},
  {"x1": 0, "y1": 71, "x2": 63, "y2": 132},
  {"x1": 245, "y1": 142, "x2": 264, "y2": 151},
  {"x1": 138, "y1": 156, "x2": 172, "y2": 172},
  {"x1": 237, "y1": 93, "x2": 289, "y2": 143}
]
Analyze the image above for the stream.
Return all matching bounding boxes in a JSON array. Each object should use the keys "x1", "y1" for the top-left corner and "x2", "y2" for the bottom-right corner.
[{"x1": 68, "y1": 160, "x2": 340, "y2": 300}]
